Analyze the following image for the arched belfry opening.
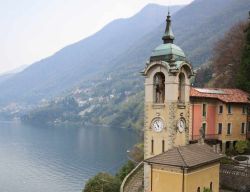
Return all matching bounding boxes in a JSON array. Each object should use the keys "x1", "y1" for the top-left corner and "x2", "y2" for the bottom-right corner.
[
  {"x1": 178, "y1": 72, "x2": 185, "y2": 103},
  {"x1": 154, "y1": 72, "x2": 165, "y2": 103}
]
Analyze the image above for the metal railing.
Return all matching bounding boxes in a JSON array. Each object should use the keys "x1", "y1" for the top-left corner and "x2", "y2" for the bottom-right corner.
[{"x1": 192, "y1": 134, "x2": 219, "y2": 141}]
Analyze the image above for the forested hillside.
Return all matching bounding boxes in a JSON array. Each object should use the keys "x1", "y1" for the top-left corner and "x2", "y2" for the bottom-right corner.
[
  {"x1": 237, "y1": 20, "x2": 250, "y2": 93},
  {"x1": 203, "y1": 19, "x2": 250, "y2": 91}
]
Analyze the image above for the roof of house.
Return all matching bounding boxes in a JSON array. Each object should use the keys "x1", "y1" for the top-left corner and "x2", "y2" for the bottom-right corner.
[
  {"x1": 190, "y1": 87, "x2": 250, "y2": 103},
  {"x1": 144, "y1": 143, "x2": 223, "y2": 169}
]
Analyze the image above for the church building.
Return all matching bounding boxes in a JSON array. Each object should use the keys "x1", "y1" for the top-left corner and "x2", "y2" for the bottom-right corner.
[
  {"x1": 120, "y1": 12, "x2": 249, "y2": 192},
  {"x1": 141, "y1": 12, "x2": 223, "y2": 192}
]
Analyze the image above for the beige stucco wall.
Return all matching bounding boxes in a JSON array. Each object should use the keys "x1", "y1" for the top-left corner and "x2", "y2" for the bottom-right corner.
[
  {"x1": 152, "y1": 168, "x2": 183, "y2": 192},
  {"x1": 190, "y1": 99, "x2": 248, "y2": 146},
  {"x1": 185, "y1": 163, "x2": 220, "y2": 192},
  {"x1": 216, "y1": 103, "x2": 247, "y2": 142},
  {"x1": 143, "y1": 62, "x2": 192, "y2": 192},
  {"x1": 144, "y1": 64, "x2": 191, "y2": 159},
  {"x1": 150, "y1": 163, "x2": 220, "y2": 192}
]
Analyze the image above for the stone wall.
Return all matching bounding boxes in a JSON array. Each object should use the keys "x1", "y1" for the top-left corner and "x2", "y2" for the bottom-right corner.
[{"x1": 220, "y1": 165, "x2": 250, "y2": 191}]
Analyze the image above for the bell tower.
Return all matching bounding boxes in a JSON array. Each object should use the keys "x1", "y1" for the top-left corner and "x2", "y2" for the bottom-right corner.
[{"x1": 142, "y1": 12, "x2": 194, "y2": 191}]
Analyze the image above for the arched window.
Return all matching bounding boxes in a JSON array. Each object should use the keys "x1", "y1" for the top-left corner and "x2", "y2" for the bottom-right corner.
[
  {"x1": 197, "y1": 187, "x2": 200, "y2": 192},
  {"x1": 210, "y1": 182, "x2": 213, "y2": 191},
  {"x1": 154, "y1": 72, "x2": 165, "y2": 103},
  {"x1": 178, "y1": 73, "x2": 185, "y2": 103}
]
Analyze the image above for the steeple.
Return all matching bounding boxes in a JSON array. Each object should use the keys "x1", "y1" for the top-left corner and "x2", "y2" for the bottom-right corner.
[{"x1": 162, "y1": 12, "x2": 175, "y2": 44}]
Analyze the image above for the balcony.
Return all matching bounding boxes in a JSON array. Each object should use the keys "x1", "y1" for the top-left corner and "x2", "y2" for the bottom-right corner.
[{"x1": 191, "y1": 134, "x2": 219, "y2": 141}]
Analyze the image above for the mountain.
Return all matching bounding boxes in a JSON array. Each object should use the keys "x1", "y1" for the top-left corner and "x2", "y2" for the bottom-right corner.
[
  {"x1": 0, "y1": 74, "x2": 14, "y2": 84},
  {"x1": 112, "y1": 0, "x2": 250, "y2": 73},
  {"x1": 20, "y1": 0, "x2": 250, "y2": 128},
  {"x1": 0, "y1": 65, "x2": 29, "y2": 84},
  {"x1": 1, "y1": 0, "x2": 250, "y2": 107},
  {"x1": 0, "y1": 4, "x2": 182, "y2": 105}
]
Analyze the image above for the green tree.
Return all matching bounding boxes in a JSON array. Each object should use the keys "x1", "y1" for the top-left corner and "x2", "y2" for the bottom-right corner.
[
  {"x1": 209, "y1": 21, "x2": 247, "y2": 88},
  {"x1": 237, "y1": 20, "x2": 250, "y2": 92},
  {"x1": 127, "y1": 143, "x2": 144, "y2": 163},
  {"x1": 235, "y1": 140, "x2": 250, "y2": 154},
  {"x1": 116, "y1": 161, "x2": 135, "y2": 181},
  {"x1": 83, "y1": 172, "x2": 120, "y2": 192}
]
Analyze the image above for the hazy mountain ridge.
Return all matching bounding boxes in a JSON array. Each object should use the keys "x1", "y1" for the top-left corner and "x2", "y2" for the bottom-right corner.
[
  {"x1": 1, "y1": 0, "x2": 250, "y2": 108},
  {"x1": 0, "y1": 4, "x2": 181, "y2": 105}
]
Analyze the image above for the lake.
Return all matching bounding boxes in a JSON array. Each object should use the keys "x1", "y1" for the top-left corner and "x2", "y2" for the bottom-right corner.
[{"x1": 0, "y1": 121, "x2": 139, "y2": 192}]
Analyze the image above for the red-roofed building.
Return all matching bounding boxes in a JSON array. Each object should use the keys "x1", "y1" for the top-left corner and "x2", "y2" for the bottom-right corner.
[{"x1": 190, "y1": 87, "x2": 250, "y2": 152}]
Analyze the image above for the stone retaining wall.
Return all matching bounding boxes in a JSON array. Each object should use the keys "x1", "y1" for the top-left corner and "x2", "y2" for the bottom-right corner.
[{"x1": 220, "y1": 165, "x2": 250, "y2": 191}]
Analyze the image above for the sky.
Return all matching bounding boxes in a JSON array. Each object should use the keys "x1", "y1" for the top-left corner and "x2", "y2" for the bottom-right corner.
[{"x1": 0, "y1": 0, "x2": 193, "y2": 74}]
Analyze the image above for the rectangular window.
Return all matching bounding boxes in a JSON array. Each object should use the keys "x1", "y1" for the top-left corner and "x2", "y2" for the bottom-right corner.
[
  {"x1": 202, "y1": 123, "x2": 206, "y2": 134},
  {"x1": 227, "y1": 104, "x2": 232, "y2": 114},
  {"x1": 242, "y1": 106, "x2": 246, "y2": 114},
  {"x1": 202, "y1": 104, "x2": 207, "y2": 117},
  {"x1": 162, "y1": 140, "x2": 165, "y2": 153},
  {"x1": 151, "y1": 139, "x2": 154, "y2": 154},
  {"x1": 227, "y1": 123, "x2": 232, "y2": 135},
  {"x1": 219, "y1": 105, "x2": 223, "y2": 114},
  {"x1": 241, "y1": 123, "x2": 245, "y2": 134},
  {"x1": 218, "y1": 123, "x2": 222, "y2": 134}
]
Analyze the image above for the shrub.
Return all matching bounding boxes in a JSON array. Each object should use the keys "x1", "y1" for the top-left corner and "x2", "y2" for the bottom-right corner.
[
  {"x1": 220, "y1": 157, "x2": 239, "y2": 165},
  {"x1": 83, "y1": 172, "x2": 120, "y2": 192},
  {"x1": 83, "y1": 161, "x2": 136, "y2": 192},
  {"x1": 127, "y1": 143, "x2": 144, "y2": 163},
  {"x1": 226, "y1": 148, "x2": 238, "y2": 157},
  {"x1": 116, "y1": 161, "x2": 135, "y2": 181},
  {"x1": 235, "y1": 140, "x2": 249, "y2": 154}
]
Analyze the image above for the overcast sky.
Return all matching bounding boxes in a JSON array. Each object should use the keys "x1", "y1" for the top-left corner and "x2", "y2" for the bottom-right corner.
[{"x1": 0, "y1": 0, "x2": 193, "y2": 74}]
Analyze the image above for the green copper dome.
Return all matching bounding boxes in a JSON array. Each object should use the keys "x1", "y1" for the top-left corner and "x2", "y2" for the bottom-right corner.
[
  {"x1": 150, "y1": 12, "x2": 186, "y2": 62},
  {"x1": 150, "y1": 43, "x2": 186, "y2": 62},
  {"x1": 152, "y1": 43, "x2": 185, "y2": 57}
]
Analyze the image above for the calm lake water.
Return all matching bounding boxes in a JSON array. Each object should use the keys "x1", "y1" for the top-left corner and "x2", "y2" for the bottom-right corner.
[{"x1": 0, "y1": 121, "x2": 139, "y2": 192}]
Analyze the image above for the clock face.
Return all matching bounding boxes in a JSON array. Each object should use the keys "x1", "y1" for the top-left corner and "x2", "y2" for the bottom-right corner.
[
  {"x1": 151, "y1": 118, "x2": 164, "y2": 132},
  {"x1": 177, "y1": 118, "x2": 186, "y2": 133}
]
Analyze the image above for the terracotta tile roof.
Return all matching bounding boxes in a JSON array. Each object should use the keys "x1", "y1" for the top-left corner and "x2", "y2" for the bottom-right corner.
[
  {"x1": 144, "y1": 143, "x2": 223, "y2": 168},
  {"x1": 190, "y1": 87, "x2": 250, "y2": 103}
]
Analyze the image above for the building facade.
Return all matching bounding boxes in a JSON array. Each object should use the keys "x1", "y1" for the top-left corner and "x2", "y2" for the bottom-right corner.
[
  {"x1": 144, "y1": 144, "x2": 221, "y2": 192},
  {"x1": 190, "y1": 88, "x2": 250, "y2": 153}
]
